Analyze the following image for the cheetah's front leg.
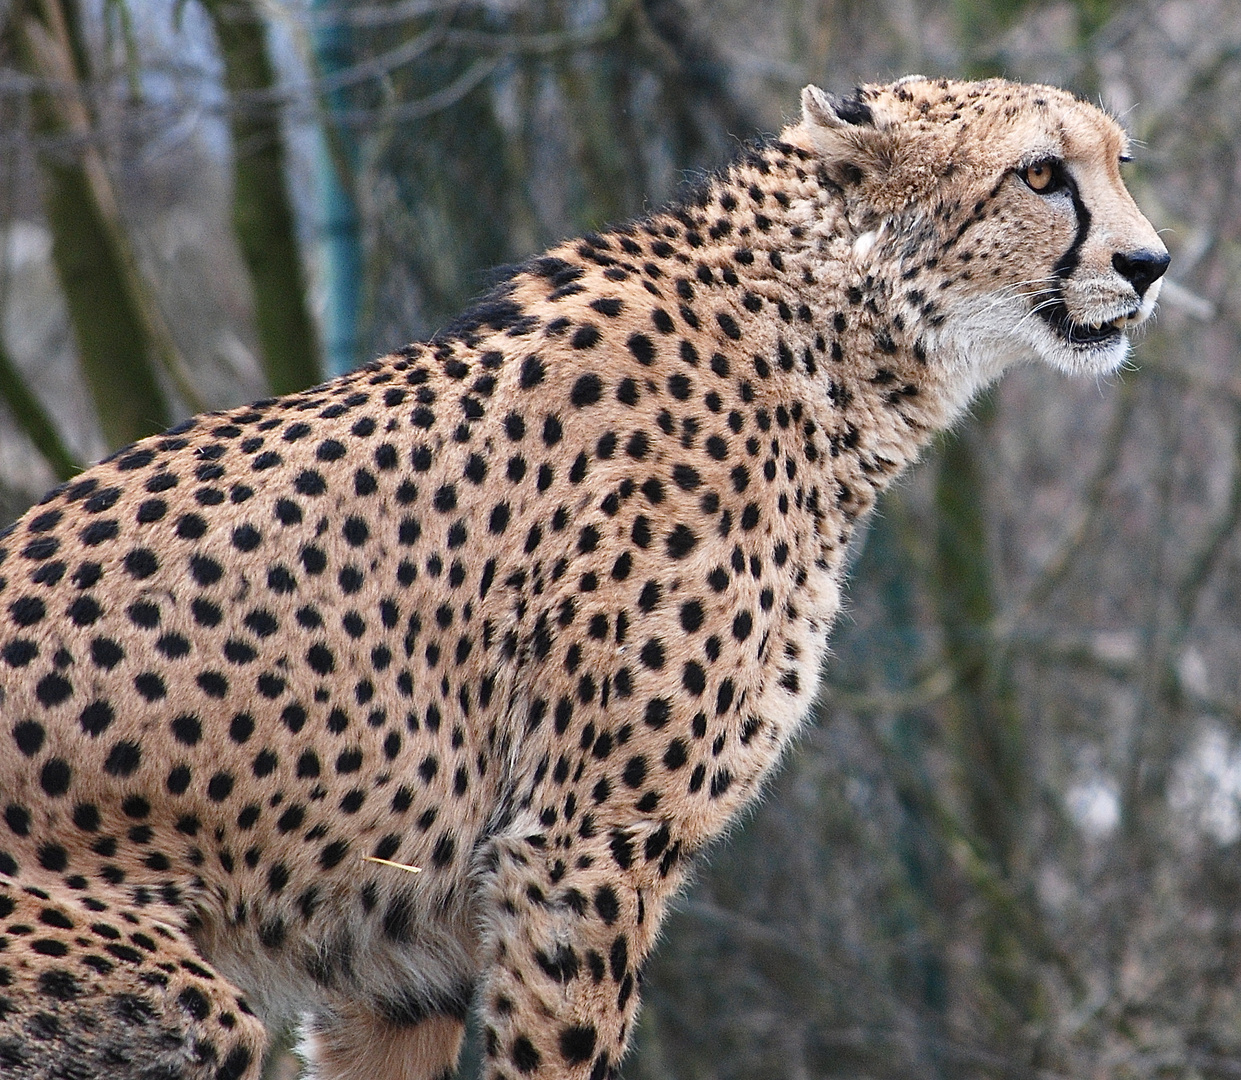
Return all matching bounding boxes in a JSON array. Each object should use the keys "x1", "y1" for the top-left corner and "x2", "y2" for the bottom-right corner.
[{"x1": 474, "y1": 825, "x2": 676, "y2": 1080}]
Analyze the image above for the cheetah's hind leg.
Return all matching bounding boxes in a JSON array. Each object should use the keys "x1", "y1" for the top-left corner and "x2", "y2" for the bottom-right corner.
[
  {"x1": 297, "y1": 1001, "x2": 466, "y2": 1080},
  {"x1": 0, "y1": 874, "x2": 266, "y2": 1080}
]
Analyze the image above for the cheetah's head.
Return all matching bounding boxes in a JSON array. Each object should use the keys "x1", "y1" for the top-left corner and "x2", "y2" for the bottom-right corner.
[{"x1": 798, "y1": 76, "x2": 1168, "y2": 390}]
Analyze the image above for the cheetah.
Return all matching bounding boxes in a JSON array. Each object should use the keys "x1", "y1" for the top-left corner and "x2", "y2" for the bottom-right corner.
[{"x1": 0, "y1": 76, "x2": 1166, "y2": 1080}]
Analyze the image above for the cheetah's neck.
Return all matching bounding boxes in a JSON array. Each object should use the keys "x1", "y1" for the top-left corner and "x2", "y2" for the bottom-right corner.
[{"x1": 639, "y1": 134, "x2": 961, "y2": 550}]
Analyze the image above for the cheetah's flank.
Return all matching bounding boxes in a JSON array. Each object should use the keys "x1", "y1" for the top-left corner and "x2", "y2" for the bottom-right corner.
[{"x1": 0, "y1": 77, "x2": 1166, "y2": 1080}]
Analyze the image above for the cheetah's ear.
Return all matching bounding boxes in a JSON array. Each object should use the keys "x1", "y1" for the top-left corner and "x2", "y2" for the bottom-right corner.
[
  {"x1": 801, "y1": 85, "x2": 875, "y2": 130},
  {"x1": 799, "y1": 84, "x2": 887, "y2": 169}
]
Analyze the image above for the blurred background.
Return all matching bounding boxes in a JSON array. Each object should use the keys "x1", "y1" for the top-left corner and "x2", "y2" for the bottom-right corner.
[{"x1": 0, "y1": 0, "x2": 1236, "y2": 1076}]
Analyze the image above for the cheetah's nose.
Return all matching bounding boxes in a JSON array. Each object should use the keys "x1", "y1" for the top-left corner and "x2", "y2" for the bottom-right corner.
[{"x1": 1112, "y1": 249, "x2": 1170, "y2": 298}]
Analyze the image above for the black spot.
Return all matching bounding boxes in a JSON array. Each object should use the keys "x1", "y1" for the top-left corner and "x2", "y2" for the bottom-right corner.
[
  {"x1": 627, "y1": 333, "x2": 656, "y2": 366},
  {"x1": 609, "y1": 933, "x2": 629, "y2": 981},
  {"x1": 13, "y1": 720, "x2": 45, "y2": 756},
  {"x1": 591, "y1": 297, "x2": 623, "y2": 317},
  {"x1": 259, "y1": 917, "x2": 286, "y2": 949},
  {"x1": 317, "y1": 439, "x2": 346, "y2": 462},
  {"x1": 174, "y1": 513, "x2": 207, "y2": 541},
  {"x1": 3, "y1": 805, "x2": 29, "y2": 836},
  {"x1": 644, "y1": 698, "x2": 671, "y2": 728},
  {"x1": 512, "y1": 1036, "x2": 541, "y2": 1073},
  {"x1": 666, "y1": 524, "x2": 697, "y2": 559},
  {"x1": 103, "y1": 741, "x2": 141, "y2": 778},
  {"x1": 682, "y1": 661, "x2": 706, "y2": 695},
  {"x1": 9, "y1": 596, "x2": 45, "y2": 626},
  {"x1": 381, "y1": 893, "x2": 415, "y2": 943},
  {"x1": 622, "y1": 756, "x2": 647, "y2": 788},
  {"x1": 637, "y1": 581, "x2": 661, "y2": 612},
  {"x1": 79, "y1": 701, "x2": 114, "y2": 737},
  {"x1": 68, "y1": 596, "x2": 102, "y2": 627},
  {"x1": 37, "y1": 968, "x2": 79, "y2": 1001},
  {"x1": 571, "y1": 324, "x2": 602, "y2": 350},
  {"x1": 307, "y1": 644, "x2": 335, "y2": 675},
  {"x1": 134, "y1": 672, "x2": 167, "y2": 702},
  {"x1": 432, "y1": 834, "x2": 455, "y2": 868},
  {"x1": 232, "y1": 525, "x2": 261, "y2": 551},
  {"x1": 80, "y1": 519, "x2": 120, "y2": 546},
  {"x1": 294, "y1": 470, "x2": 326, "y2": 497},
  {"x1": 663, "y1": 739, "x2": 688, "y2": 770},
  {"x1": 556, "y1": 1025, "x2": 596, "y2": 1065},
  {"x1": 3, "y1": 638, "x2": 38, "y2": 668},
  {"x1": 434, "y1": 485, "x2": 457, "y2": 513},
  {"x1": 40, "y1": 758, "x2": 72, "y2": 796},
  {"x1": 520, "y1": 355, "x2": 545, "y2": 389},
  {"x1": 320, "y1": 840, "x2": 349, "y2": 870},
  {"x1": 342, "y1": 517, "x2": 369, "y2": 546},
  {"x1": 190, "y1": 555, "x2": 223, "y2": 586},
  {"x1": 36, "y1": 672, "x2": 72, "y2": 707},
  {"x1": 594, "y1": 885, "x2": 620, "y2": 924},
  {"x1": 571, "y1": 373, "x2": 603, "y2": 407}
]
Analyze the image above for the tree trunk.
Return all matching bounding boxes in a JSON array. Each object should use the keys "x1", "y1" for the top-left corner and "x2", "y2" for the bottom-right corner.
[
  {"x1": 201, "y1": 0, "x2": 321, "y2": 394},
  {"x1": 5, "y1": 0, "x2": 171, "y2": 452}
]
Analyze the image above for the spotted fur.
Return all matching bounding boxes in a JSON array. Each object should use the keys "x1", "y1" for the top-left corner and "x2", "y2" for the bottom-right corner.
[{"x1": 0, "y1": 77, "x2": 1166, "y2": 1079}]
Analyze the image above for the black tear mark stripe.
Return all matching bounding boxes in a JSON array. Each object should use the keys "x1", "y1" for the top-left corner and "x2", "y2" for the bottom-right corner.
[
  {"x1": 1038, "y1": 166, "x2": 1093, "y2": 338},
  {"x1": 1050, "y1": 168, "x2": 1092, "y2": 281}
]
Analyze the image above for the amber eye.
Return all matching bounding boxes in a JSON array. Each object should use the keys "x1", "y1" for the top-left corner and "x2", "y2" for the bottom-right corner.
[{"x1": 1023, "y1": 160, "x2": 1059, "y2": 192}]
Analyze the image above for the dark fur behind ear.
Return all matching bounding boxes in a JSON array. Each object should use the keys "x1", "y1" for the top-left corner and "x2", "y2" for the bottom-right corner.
[{"x1": 835, "y1": 92, "x2": 874, "y2": 126}]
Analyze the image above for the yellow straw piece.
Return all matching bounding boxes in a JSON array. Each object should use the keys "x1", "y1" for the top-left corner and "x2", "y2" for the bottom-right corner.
[{"x1": 362, "y1": 855, "x2": 424, "y2": 874}]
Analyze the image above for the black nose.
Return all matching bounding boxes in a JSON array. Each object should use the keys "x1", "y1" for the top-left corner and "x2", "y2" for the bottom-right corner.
[{"x1": 1112, "y1": 249, "x2": 1170, "y2": 297}]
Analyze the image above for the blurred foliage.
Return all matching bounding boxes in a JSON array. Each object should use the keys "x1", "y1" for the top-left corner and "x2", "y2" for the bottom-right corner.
[{"x1": 0, "y1": 1, "x2": 1239, "y2": 1078}]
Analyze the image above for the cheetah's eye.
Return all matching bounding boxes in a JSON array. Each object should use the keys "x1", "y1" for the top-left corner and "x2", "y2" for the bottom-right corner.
[{"x1": 1022, "y1": 159, "x2": 1062, "y2": 194}]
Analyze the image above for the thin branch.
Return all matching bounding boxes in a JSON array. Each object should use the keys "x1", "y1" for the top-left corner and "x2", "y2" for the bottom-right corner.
[
  {"x1": 819, "y1": 665, "x2": 957, "y2": 715},
  {"x1": 329, "y1": 54, "x2": 501, "y2": 126}
]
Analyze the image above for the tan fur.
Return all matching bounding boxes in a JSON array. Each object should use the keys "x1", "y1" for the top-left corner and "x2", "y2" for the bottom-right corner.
[
  {"x1": 0, "y1": 77, "x2": 1165, "y2": 1079},
  {"x1": 301, "y1": 1010, "x2": 464, "y2": 1080}
]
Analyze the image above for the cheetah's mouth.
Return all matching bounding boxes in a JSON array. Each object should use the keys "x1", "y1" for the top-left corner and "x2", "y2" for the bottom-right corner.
[
  {"x1": 1061, "y1": 316, "x2": 1125, "y2": 347},
  {"x1": 1039, "y1": 298, "x2": 1140, "y2": 350}
]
